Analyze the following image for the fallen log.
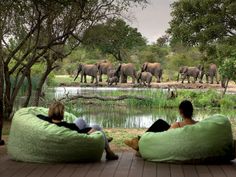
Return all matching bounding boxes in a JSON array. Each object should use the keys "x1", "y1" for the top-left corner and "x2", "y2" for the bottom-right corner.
[{"x1": 58, "y1": 94, "x2": 147, "y2": 102}]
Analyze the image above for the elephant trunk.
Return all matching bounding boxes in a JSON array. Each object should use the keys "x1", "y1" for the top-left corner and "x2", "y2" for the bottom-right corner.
[{"x1": 74, "y1": 69, "x2": 81, "y2": 81}]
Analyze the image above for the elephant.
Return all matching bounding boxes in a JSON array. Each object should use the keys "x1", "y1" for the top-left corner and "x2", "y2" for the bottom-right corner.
[
  {"x1": 115, "y1": 63, "x2": 137, "y2": 84},
  {"x1": 107, "y1": 76, "x2": 119, "y2": 86},
  {"x1": 96, "y1": 60, "x2": 113, "y2": 82},
  {"x1": 74, "y1": 64, "x2": 98, "y2": 84},
  {"x1": 137, "y1": 71, "x2": 153, "y2": 87},
  {"x1": 141, "y1": 62, "x2": 162, "y2": 83},
  {"x1": 178, "y1": 66, "x2": 202, "y2": 84},
  {"x1": 199, "y1": 64, "x2": 219, "y2": 84}
]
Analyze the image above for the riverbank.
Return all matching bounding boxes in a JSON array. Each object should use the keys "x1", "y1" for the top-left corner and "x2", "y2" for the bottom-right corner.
[{"x1": 53, "y1": 75, "x2": 236, "y2": 94}]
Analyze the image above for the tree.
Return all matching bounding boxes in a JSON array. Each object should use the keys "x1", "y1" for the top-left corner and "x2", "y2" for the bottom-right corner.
[
  {"x1": 168, "y1": 0, "x2": 236, "y2": 90},
  {"x1": 82, "y1": 19, "x2": 147, "y2": 61},
  {"x1": 0, "y1": 0, "x2": 147, "y2": 143},
  {"x1": 219, "y1": 53, "x2": 236, "y2": 94},
  {"x1": 156, "y1": 35, "x2": 169, "y2": 47},
  {"x1": 168, "y1": 0, "x2": 236, "y2": 56}
]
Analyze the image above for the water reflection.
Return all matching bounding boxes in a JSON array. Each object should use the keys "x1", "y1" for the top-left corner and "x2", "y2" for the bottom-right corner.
[
  {"x1": 78, "y1": 105, "x2": 231, "y2": 128},
  {"x1": 53, "y1": 87, "x2": 236, "y2": 128}
]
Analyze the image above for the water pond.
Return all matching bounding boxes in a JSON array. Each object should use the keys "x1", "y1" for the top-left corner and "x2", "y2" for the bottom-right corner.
[{"x1": 51, "y1": 87, "x2": 236, "y2": 128}]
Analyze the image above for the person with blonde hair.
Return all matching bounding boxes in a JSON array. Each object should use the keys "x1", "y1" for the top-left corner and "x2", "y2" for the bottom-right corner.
[{"x1": 37, "y1": 101, "x2": 118, "y2": 160}]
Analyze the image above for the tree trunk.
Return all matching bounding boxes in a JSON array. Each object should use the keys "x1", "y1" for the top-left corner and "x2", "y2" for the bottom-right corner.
[
  {"x1": 222, "y1": 78, "x2": 229, "y2": 96},
  {"x1": 23, "y1": 71, "x2": 32, "y2": 107},
  {"x1": 0, "y1": 18, "x2": 5, "y2": 144},
  {"x1": 0, "y1": 56, "x2": 4, "y2": 145},
  {"x1": 34, "y1": 60, "x2": 53, "y2": 106}
]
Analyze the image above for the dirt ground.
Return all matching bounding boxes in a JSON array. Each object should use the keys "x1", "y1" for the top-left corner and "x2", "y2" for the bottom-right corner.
[{"x1": 60, "y1": 81, "x2": 236, "y2": 93}]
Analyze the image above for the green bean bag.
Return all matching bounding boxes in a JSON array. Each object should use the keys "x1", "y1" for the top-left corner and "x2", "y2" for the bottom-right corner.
[
  {"x1": 7, "y1": 107, "x2": 105, "y2": 163},
  {"x1": 139, "y1": 114, "x2": 235, "y2": 163}
]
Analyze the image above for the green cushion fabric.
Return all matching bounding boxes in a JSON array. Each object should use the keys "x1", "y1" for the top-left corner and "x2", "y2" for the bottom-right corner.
[
  {"x1": 7, "y1": 107, "x2": 105, "y2": 163},
  {"x1": 139, "y1": 114, "x2": 235, "y2": 163}
]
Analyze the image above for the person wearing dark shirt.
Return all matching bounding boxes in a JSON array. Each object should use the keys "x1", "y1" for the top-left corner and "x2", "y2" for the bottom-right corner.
[
  {"x1": 37, "y1": 114, "x2": 91, "y2": 133},
  {"x1": 124, "y1": 100, "x2": 198, "y2": 153},
  {"x1": 37, "y1": 101, "x2": 118, "y2": 160}
]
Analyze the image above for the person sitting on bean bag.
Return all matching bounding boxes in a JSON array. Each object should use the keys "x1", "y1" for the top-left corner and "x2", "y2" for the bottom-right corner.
[
  {"x1": 124, "y1": 100, "x2": 198, "y2": 152},
  {"x1": 37, "y1": 101, "x2": 119, "y2": 160}
]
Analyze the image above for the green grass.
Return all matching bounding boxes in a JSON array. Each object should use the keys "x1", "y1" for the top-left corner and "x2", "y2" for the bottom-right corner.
[{"x1": 74, "y1": 89, "x2": 236, "y2": 109}]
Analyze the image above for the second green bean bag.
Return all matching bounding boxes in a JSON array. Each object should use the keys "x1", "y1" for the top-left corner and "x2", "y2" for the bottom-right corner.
[{"x1": 139, "y1": 114, "x2": 235, "y2": 163}]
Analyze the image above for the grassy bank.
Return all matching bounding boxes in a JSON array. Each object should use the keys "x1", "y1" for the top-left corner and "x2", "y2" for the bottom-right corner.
[{"x1": 66, "y1": 89, "x2": 236, "y2": 111}]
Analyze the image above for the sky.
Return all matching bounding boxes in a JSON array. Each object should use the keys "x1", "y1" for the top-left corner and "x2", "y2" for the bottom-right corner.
[{"x1": 127, "y1": 0, "x2": 175, "y2": 44}]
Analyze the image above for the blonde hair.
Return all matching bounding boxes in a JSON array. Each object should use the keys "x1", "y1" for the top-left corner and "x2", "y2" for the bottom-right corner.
[{"x1": 48, "y1": 101, "x2": 65, "y2": 121}]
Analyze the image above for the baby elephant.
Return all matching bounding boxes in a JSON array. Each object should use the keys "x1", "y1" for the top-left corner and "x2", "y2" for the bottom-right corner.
[
  {"x1": 137, "y1": 72, "x2": 153, "y2": 87},
  {"x1": 108, "y1": 76, "x2": 119, "y2": 86}
]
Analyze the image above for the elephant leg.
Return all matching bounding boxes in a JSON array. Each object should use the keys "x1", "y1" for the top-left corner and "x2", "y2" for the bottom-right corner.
[
  {"x1": 181, "y1": 75, "x2": 186, "y2": 84},
  {"x1": 121, "y1": 74, "x2": 127, "y2": 83},
  {"x1": 95, "y1": 76, "x2": 98, "y2": 85},
  {"x1": 143, "y1": 81, "x2": 147, "y2": 87},
  {"x1": 156, "y1": 74, "x2": 160, "y2": 83},
  {"x1": 84, "y1": 74, "x2": 87, "y2": 83},
  {"x1": 80, "y1": 74, "x2": 83, "y2": 83},
  {"x1": 99, "y1": 73, "x2": 102, "y2": 82},
  {"x1": 193, "y1": 77, "x2": 197, "y2": 83},
  {"x1": 91, "y1": 76, "x2": 94, "y2": 83},
  {"x1": 187, "y1": 76, "x2": 190, "y2": 83},
  {"x1": 215, "y1": 74, "x2": 219, "y2": 84},
  {"x1": 210, "y1": 76, "x2": 213, "y2": 84},
  {"x1": 81, "y1": 72, "x2": 85, "y2": 83},
  {"x1": 120, "y1": 74, "x2": 124, "y2": 83},
  {"x1": 132, "y1": 76, "x2": 135, "y2": 84},
  {"x1": 206, "y1": 75, "x2": 209, "y2": 83}
]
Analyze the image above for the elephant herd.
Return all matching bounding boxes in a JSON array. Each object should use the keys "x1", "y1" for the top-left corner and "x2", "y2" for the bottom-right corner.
[
  {"x1": 177, "y1": 64, "x2": 219, "y2": 84},
  {"x1": 74, "y1": 60, "x2": 219, "y2": 87}
]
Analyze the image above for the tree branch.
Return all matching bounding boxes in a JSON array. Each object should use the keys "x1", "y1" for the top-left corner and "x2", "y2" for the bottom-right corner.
[{"x1": 58, "y1": 94, "x2": 147, "y2": 102}]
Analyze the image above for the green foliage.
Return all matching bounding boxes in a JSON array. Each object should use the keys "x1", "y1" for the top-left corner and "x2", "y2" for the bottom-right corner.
[
  {"x1": 72, "y1": 89, "x2": 235, "y2": 110},
  {"x1": 82, "y1": 19, "x2": 147, "y2": 61},
  {"x1": 218, "y1": 48, "x2": 236, "y2": 82},
  {"x1": 168, "y1": 0, "x2": 236, "y2": 58},
  {"x1": 220, "y1": 96, "x2": 236, "y2": 109}
]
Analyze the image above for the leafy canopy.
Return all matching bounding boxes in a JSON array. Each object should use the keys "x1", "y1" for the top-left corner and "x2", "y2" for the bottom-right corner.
[
  {"x1": 168, "y1": 0, "x2": 236, "y2": 53},
  {"x1": 82, "y1": 19, "x2": 147, "y2": 61}
]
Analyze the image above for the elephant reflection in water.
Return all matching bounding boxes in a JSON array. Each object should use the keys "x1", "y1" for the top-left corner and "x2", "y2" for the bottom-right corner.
[{"x1": 74, "y1": 63, "x2": 98, "y2": 84}]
